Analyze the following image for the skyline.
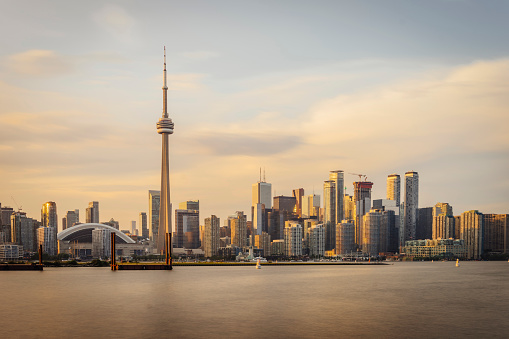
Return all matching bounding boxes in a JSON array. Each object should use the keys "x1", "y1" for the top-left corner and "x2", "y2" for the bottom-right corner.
[{"x1": 1, "y1": 1, "x2": 508, "y2": 229}]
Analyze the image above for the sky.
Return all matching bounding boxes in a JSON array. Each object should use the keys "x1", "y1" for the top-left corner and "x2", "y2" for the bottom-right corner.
[{"x1": 1, "y1": 0, "x2": 508, "y2": 232}]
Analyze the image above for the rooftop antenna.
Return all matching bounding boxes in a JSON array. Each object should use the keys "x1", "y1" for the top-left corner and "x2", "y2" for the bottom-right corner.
[
  {"x1": 263, "y1": 168, "x2": 266, "y2": 182},
  {"x1": 259, "y1": 167, "x2": 261, "y2": 182}
]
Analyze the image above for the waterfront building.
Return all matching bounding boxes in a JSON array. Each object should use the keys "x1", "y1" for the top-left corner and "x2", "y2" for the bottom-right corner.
[
  {"x1": 91, "y1": 228, "x2": 111, "y2": 259},
  {"x1": 483, "y1": 214, "x2": 508, "y2": 254},
  {"x1": 293, "y1": 188, "x2": 304, "y2": 218},
  {"x1": 204, "y1": 215, "x2": 220, "y2": 257},
  {"x1": 403, "y1": 239, "x2": 466, "y2": 259},
  {"x1": 86, "y1": 201, "x2": 99, "y2": 224},
  {"x1": 362, "y1": 209, "x2": 381, "y2": 256},
  {"x1": 175, "y1": 208, "x2": 200, "y2": 248},
  {"x1": 386, "y1": 174, "x2": 401, "y2": 206},
  {"x1": 254, "y1": 231, "x2": 271, "y2": 256},
  {"x1": 336, "y1": 220, "x2": 355, "y2": 255},
  {"x1": 308, "y1": 223, "x2": 325, "y2": 257},
  {"x1": 271, "y1": 239, "x2": 284, "y2": 256},
  {"x1": 139, "y1": 212, "x2": 148, "y2": 239},
  {"x1": 284, "y1": 221, "x2": 302, "y2": 257},
  {"x1": 417, "y1": 207, "x2": 433, "y2": 240},
  {"x1": 10, "y1": 212, "x2": 38, "y2": 253},
  {"x1": 323, "y1": 180, "x2": 336, "y2": 251},
  {"x1": 354, "y1": 181, "x2": 373, "y2": 248},
  {"x1": 37, "y1": 226, "x2": 57, "y2": 256},
  {"x1": 459, "y1": 210, "x2": 484, "y2": 259},
  {"x1": 148, "y1": 190, "x2": 161, "y2": 245},
  {"x1": 403, "y1": 171, "x2": 419, "y2": 243},
  {"x1": 0, "y1": 244, "x2": 23, "y2": 260},
  {"x1": 329, "y1": 170, "x2": 344, "y2": 224},
  {"x1": 1, "y1": 205, "x2": 15, "y2": 243},
  {"x1": 231, "y1": 211, "x2": 247, "y2": 249},
  {"x1": 433, "y1": 203, "x2": 455, "y2": 240},
  {"x1": 41, "y1": 201, "x2": 57, "y2": 228}
]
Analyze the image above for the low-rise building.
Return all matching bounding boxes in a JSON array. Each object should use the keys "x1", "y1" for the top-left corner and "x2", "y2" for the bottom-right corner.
[{"x1": 403, "y1": 239, "x2": 466, "y2": 259}]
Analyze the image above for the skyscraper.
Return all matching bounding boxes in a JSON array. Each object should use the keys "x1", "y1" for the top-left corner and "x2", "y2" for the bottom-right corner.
[
  {"x1": 156, "y1": 47, "x2": 175, "y2": 254},
  {"x1": 403, "y1": 171, "x2": 419, "y2": 243},
  {"x1": 459, "y1": 210, "x2": 483, "y2": 259},
  {"x1": 483, "y1": 214, "x2": 508, "y2": 254},
  {"x1": 175, "y1": 202, "x2": 200, "y2": 249},
  {"x1": 204, "y1": 215, "x2": 220, "y2": 257},
  {"x1": 231, "y1": 211, "x2": 247, "y2": 249},
  {"x1": 139, "y1": 212, "x2": 148, "y2": 239},
  {"x1": 252, "y1": 176, "x2": 271, "y2": 236},
  {"x1": 292, "y1": 188, "x2": 304, "y2": 218},
  {"x1": 41, "y1": 201, "x2": 57, "y2": 228},
  {"x1": 432, "y1": 203, "x2": 454, "y2": 240},
  {"x1": 323, "y1": 180, "x2": 335, "y2": 251},
  {"x1": 386, "y1": 174, "x2": 401, "y2": 206},
  {"x1": 148, "y1": 190, "x2": 160, "y2": 244},
  {"x1": 353, "y1": 181, "x2": 373, "y2": 248},
  {"x1": 329, "y1": 170, "x2": 344, "y2": 224},
  {"x1": 86, "y1": 201, "x2": 99, "y2": 224},
  {"x1": 64, "y1": 210, "x2": 79, "y2": 230}
]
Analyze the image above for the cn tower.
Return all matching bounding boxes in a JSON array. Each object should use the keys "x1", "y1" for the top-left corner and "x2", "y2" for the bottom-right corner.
[{"x1": 156, "y1": 47, "x2": 174, "y2": 254}]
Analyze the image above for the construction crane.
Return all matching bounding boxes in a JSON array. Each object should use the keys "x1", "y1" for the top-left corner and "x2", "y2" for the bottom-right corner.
[
  {"x1": 11, "y1": 196, "x2": 22, "y2": 212},
  {"x1": 348, "y1": 173, "x2": 367, "y2": 182}
]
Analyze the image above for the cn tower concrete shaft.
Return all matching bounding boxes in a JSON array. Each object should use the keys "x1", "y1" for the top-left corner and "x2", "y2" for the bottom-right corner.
[{"x1": 156, "y1": 47, "x2": 174, "y2": 254}]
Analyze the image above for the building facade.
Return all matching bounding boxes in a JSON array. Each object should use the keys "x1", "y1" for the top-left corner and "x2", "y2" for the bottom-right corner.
[
  {"x1": 204, "y1": 215, "x2": 220, "y2": 257},
  {"x1": 403, "y1": 171, "x2": 419, "y2": 243},
  {"x1": 386, "y1": 174, "x2": 401, "y2": 206}
]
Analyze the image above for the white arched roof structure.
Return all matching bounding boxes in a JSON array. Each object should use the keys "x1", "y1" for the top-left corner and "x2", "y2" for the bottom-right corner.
[{"x1": 57, "y1": 223, "x2": 135, "y2": 244}]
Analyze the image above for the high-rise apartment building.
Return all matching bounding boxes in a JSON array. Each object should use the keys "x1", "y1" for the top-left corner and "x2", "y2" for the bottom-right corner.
[
  {"x1": 416, "y1": 207, "x2": 433, "y2": 240},
  {"x1": 459, "y1": 210, "x2": 483, "y2": 259},
  {"x1": 362, "y1": 209, "x2": 381, "y2": 255},
  {"x1": 41, "y1": 201, "x2": 57, "y2": 228},
  {"x1": 343, "y1": 194, "x2": 355, "y2": 221},
  {"x1": 254, "y1": 232, "x2": 271, "y2": 256},
  {"x1": 483, "y1": 214, "x2": 508, "y2": 254},
  {"x1": 308, "y1": 224, "x2": 325, "y2": 257},
  {"x1": 386, "y1": 174, "x2": 401, "y2": 206},
  {"x1": 37, "y1": 226, "x2": 57, "y2": 256},
  {"x1": 231, "y1": 211, "x2": 247, "y2": 249},
  {"x1": 204, "y1": 215, "x2": 220, "y2": 257},
  {"x1": 323, "y1": 180, "x2": 336, "y2": 251},
  {"x1": 86, "y1": 201, "x2": 99, "y2": 224},
  {"x1": 1, "y1": 205, "x2": 15, "y2": 243},
  {"x1": 403, "y1": 171, "x2": 419, "y2": 243},
  {"x1": 336, "y1": 221, "x2": 355, "y2": 255},
  {"x1": 354, "y1": 181, "x2": 373, "y2": 248},
  {"x1": 284, "y1": 221, "x2": 302, "y2": 257},
  {"x1": 63, "y1": 210, "x2": 79, "y2": 231},
  {"x1": 148, "y1": 190, "x2": 160, "y2": 244},
  {"x1": 329, "y1": 170, "x2": 344, "y2": 224},
  {"x1": 139, "y1": 212, "x2": 148, "y2": 239},
  {"x1": 432, "y1": 203, "x2": 454, "y2": 240},
  {"x1": 11, "y1": 212, "x2": 38, "y2": 253}
]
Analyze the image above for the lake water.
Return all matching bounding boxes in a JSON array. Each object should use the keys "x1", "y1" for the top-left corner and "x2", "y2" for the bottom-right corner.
[{"x1": 1, "y1": 262, "x2": 508, "y2": 338}]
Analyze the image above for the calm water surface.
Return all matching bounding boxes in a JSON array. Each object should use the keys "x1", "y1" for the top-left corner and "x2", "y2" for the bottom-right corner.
[{"x1": 1, "y1": 262, "x2": 508, "y2": 338}]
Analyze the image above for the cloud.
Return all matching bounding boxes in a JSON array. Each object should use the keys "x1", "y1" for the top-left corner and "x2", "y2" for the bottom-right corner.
[
  {"x1": 93, "y1": 4, "x2": 137, "y2": 43},
  {"x1": 7, "y1": 50, "x2": 73, "y2": 77},
  {"x1": 192, "y1": 132, "x2": 302, "y2": 156},
  {"x1": 168, "y1": 73, "x2": 208, "y2": 91}
]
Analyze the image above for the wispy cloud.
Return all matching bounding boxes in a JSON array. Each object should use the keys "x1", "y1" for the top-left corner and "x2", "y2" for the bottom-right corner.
[
  {"x1": 93, "y1": 4, "x2": 137, "y2": 44},
  {"x1": 7, "y1": 50, "x2": 73, "y2": 77}
]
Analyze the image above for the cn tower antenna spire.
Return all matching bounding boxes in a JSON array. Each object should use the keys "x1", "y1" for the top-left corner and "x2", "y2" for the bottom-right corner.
[{"x1": 162, "y1": 46, "x2": 168, "y2": 118}]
